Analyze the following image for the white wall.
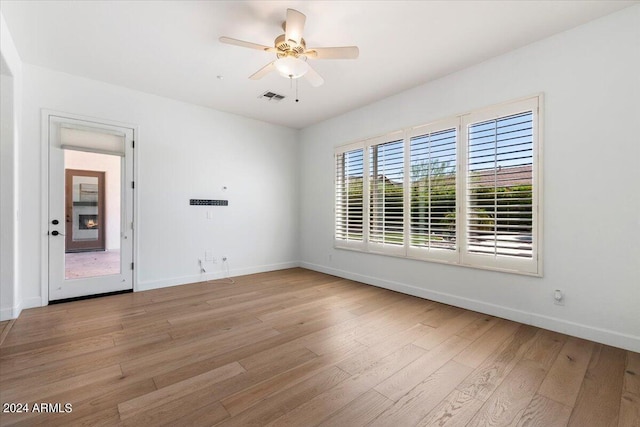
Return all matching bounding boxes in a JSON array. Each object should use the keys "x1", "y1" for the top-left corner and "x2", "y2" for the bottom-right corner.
[
  {"x1": 299, "y1": 6, "x2": 640, "y2": 351},
  {"x1": 18, "y1": 64, "x2": 299, "y2": 307},
  {"x1": 0, "y1": 11, "x2": 22, "y2": 321},
  {"x1": 65, "y1": 150, "x2": 121, "y2": 250}
]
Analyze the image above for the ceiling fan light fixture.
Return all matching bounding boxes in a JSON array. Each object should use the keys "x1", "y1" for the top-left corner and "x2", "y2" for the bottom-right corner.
[{"x1": 274, "y1": 56, "x2": 309, "y2": 79}]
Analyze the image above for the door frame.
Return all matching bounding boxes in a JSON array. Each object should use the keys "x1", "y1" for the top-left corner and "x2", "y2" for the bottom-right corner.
[
  {"x1": 65, "y1": 169, "x2": 106, "y2": 252},
  {"x1": 40, "y1": 109, "x2": 139, "y2": 306}
]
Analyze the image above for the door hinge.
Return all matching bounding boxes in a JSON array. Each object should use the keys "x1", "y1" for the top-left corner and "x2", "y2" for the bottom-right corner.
[
  {"x1": 131, "y1": 262, "x2": 134, "y2": 270},
  {"x1": 132, "y1": 140, "x2": 135, "y2": 148},
  {"x1": 131, "y1": 181, "x2": 135, "y2": 189},
  {"x1": 131, "y1": 221, "x2": 134, "y2": 230}
]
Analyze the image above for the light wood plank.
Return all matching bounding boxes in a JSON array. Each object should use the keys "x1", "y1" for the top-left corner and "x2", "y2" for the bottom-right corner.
[
  {"x1": 267, "y1": 344, "x2": 425, "y2": 427},
  {"x1": 374, "y1": 335, "x2": 472, "y2": 401},
  {"x1": 0, "y1": 319, "x2": 19, "y2": 347},
  {"x1": 217, "y1": 366, "x2": 351, "y2": 427},
  {"x1": 337, "y1": 323, "x2": 433, "y2": 375},
  {"x1": 523, "y1": 329, "x2": 567, "y2": 371},
  {"x1": 516, "y1": 394, "x2": 572, "y2": 427},
  {"x1": 370, "y1": 360, "x2": 473, "y2": 426},
  {"x1": 14, "y1": 379, "x2": 157, "y2": 427},
  {"x1": 466, "y1": 359, "x2": 547, "y2": 427},
  {"x1": 4, "y1": 364, "x2": 123, "y2": 403},
  {"x1": 619, "y1": 351, "x2": 640, "y2": 427},
  {"x1": 418, "y1": 389, "x2": 484, "y2": 427},
  {"x1": 122, "y1": 396, "x2": 229, "y2": 427},
  {"x1": 118, "y1": 361, "x2": 245, "y2": 419},
  {"x1": 456, "y1": 314, "x2": 499, "y2": 341},
  {"x1": 453, "y1": 318, "x2": 520, "y2": 368},
  {"x1": 568, "y1": 344, "x2": 626, "y2": 427},
  {"x1": 0, "y1": 268, "x2": 633, "y2": 427},
  {"x1": 220, "y1": 341, "x2": 366, "y2": 417},
  {"x1": 456, "y1": 324, "x2": 538, "y2": 401},
  {"x1": 413, "y1": 310, "x2": 482, "y2": 350},
  {"x1": 317, "y1": 390, "x2": 393, "y2": 427},
  {"x1": 538, "y1": 336, "x2": 595, "y2": 407},
  {"x1": 0, "y1": 334, "x2": 116, "y2": 371}
]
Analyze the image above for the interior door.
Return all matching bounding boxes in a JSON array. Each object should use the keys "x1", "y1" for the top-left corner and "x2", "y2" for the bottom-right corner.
[{"x1": 48, "y1": 114, "x2": 134, "y2": 301}]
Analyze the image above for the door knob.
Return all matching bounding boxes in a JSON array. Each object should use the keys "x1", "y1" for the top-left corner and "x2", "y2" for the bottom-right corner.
[
  {"x1": 52, "y1": 219, "x2": 59, "y2": 225},
  {"x1": 51, "y1": 230, "x2": 64, "y2": 236}
]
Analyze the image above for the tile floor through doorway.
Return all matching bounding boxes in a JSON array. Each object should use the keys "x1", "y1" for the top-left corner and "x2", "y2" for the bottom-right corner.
[{"x1": 65, "y1": 249, "x2": 120, "y2": 279}]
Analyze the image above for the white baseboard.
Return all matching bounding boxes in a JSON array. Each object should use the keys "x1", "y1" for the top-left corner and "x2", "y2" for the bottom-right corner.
[
  {"x1": 136, "y1": 261, "x2": 300, "y2": 292},
  {"x1": 0, "y1": 306, "x2": 14, "y2": 321},
  {"x1": 0, "y1": 298, "x2": 25, "y2": 321},
  {"x1": 300, "y1": 262, "x2": 640, "y2": 353},
  {"x1": 22, "y1": 297, "x2": 42, "y2": 310}
]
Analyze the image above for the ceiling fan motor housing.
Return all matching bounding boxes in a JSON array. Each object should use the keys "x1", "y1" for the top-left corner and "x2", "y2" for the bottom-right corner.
[{"x1": 274, "y1": 34, "x2": 306, "y2": 58}]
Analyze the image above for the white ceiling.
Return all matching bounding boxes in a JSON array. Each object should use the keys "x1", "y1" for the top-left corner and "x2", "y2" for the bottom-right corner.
[{"x1": 1, "y1": 1, "x2": 637, "y2": 129}]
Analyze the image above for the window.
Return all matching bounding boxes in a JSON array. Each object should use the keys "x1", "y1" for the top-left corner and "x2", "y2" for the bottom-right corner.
[
  {"x1": 369, "y1": 136, "x2": 404, "y2": 255},
  {"x1": 335, "y1": 146, "x2": 365, "y2": 249},
  {"x1": 334, "y1": 96, "x2": 541, "y2": 275},
  {"x1": 408, "y1": 119, "x2": 458, "y2": 263}
]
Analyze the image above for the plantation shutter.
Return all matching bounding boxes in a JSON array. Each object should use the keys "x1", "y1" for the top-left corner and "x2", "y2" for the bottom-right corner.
[
  {"x1": 334, "y1": 95, "x2": 540, "y2": 275},
  {"x1": 466, "y1": 111, "x2": 534, "y2": 259},
  {"x1": 409, "y1": 127, "x2": 457, "y2": 252},
  {"x1": 369, "y1": 139, "x2": 404, "y2": 247},
  {"x1": 335, "y1": 148, "x2": 364, "y2": 244}
]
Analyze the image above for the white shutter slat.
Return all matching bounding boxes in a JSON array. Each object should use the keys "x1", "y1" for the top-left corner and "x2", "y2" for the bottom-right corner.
[
  {"x1": 335, "y1": 149, "x2": 364, "y2": 243},
  {"x1": 369, "y1": 139, "x2": 404, "y2": 246},
  {"x1": 409, "y1": 127, "x2": 457, "y2": 251},
  {"x1": 467, "y1": 111, "x2": 534, "y2": 259}
]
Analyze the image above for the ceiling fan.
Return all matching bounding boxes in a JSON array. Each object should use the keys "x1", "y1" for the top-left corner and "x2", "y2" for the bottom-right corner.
[{"x1": 219, "y1": 8, "x2": 359, "y2": 87}]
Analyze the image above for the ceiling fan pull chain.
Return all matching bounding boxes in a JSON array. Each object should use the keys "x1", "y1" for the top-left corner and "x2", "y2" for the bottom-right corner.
[{"x1": 296, "y1": 79, "x2": 300, "y2": 103}]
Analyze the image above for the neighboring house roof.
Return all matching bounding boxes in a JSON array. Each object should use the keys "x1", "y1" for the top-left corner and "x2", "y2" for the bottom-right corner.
[
  {"x1": 344, "y1": 164, "x2": 532, "y2": 188},
  {"x1": 470, "y1": 165, "x2": 532, "y2": 187}
]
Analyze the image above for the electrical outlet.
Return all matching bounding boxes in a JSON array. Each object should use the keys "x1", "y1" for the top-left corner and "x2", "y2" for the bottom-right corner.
[{"x1": 553, "y1": 289, "x2": 565, "y2": 306}]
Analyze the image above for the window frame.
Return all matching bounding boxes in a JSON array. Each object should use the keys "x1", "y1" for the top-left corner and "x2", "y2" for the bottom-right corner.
[
  {"x1": 460, "y1": 97, "x2": 541, "y2": 275},
  {"x1": 334, "y1": 95, "x2": 543, "y2": 276},
  {"x1": 367, "y1": 131, "x2": 406, "y2": 257},
  {"x1": 406, "y1": 117, "x2": 460, "y2": 264},
  {"x1": 334, "y1": 141, "x2": 366, "y2": 252}
]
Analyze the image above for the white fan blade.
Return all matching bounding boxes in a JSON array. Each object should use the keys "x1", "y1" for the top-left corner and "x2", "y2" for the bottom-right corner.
[
  {"x1": 306, "y1": 46, "x2": 359, "y2": 59},
  {"x1": 249, "y1": 61, "x2": 276, "y2": 80},
  {"x1": 304, "y1": 64, "x2": 324, "y2": 87},
  {"x1": 285, "y1": 9, "x2": 306, "y2": 45},
  {"x1": 219, "y1": 36, "x2": 277, "y2": 53}
]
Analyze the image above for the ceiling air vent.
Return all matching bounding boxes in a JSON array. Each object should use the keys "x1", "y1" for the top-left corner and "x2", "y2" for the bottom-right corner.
[{"x1": 260, "y1": 91, "x2": 286, "y2": 102}]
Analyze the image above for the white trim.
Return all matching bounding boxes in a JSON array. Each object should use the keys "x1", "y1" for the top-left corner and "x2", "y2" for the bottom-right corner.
[
  {"x1": 40, "y1": 111, "x2": 49, "y2": 306},
  {"x1": 0, "y1": 300, "x2": 21, "y2": 321},
  {"x1": 137, "y1": 261, "x2": 300, "y2": 292},
  {"x1": 20, "y1": 297, "x2": 41, "y2": 310},
  {"x1": 133, "y1": 127, "x2": 140, "y2": 292},
  {"x1": 333, "y1": 95, "x2": 542, "y2": 276},
  {"x1": 300, "y1": 262, "x2": 640, "y2": 353},
  {"x1": 40, "y1": 109, "x2": 138, "y2": 306},
  {"x1": 460, "y1": 96, "x2": 540, "y2": 275}
]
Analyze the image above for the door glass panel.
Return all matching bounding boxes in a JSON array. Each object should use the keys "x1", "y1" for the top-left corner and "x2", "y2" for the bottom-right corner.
[{"x1": 64, "y1": 150, "x2": 121, "y2": 279}]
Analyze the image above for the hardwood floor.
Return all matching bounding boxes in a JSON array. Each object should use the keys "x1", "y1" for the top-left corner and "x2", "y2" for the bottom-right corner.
[{"x1": 0, "y1": 268, "x2": 638, "y2": 426}]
